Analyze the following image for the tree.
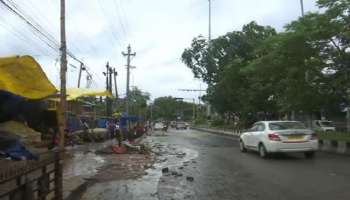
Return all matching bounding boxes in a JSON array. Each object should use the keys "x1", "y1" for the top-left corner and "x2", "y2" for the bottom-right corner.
[
  {"x1": 151, "y1": 96, "x2": 195, "y2": 121},
  {"x1": 182, "y1": 1, "x2": 349, "y2": 125},
  {"x1": 182, "y1": 21, "x2": 277, "y2": 118},
  {"x1": 128, "y1": 87, "x2": 150, "y2": 116}
]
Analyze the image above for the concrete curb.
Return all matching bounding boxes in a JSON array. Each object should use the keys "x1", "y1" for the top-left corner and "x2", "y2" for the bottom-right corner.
[
  {"x1": 319, "y1": 139, "x2": 350, "y2": 156},
  {"x1": 192, "y1": 127, "x2": 350, "y2": 156},
  {"x1": 190, "y1": 127, "x2": 240, "y2": 138}
]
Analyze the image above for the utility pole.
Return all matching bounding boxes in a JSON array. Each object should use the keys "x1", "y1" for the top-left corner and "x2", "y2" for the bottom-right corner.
[
  {"x1": 109, "y1": 67, "x2": 113, "y2": 93},
  {"x1": 56, "y1": 0, "x2": 66, "y2": 199},
  {"x1": 300, "y1": 0, "x2": 305, "y2": 17},
  {"x1": 77, "y1": 62, "x2": 85, "y2": 88},
  {"x1": 122, "y1": 45, "x2": 136, "y2": 114},
  {"x1": 109, "y1": 67, "x2": 113, "y2": 114},
  {"x1": 208, "y1": 0, "x2": 212, "y2": 41},
  {"x1": 59, "y1": 0, "x2": 67, "y2": 150},
  {"x1": 113, "y1": 68, "x2": 118, "y2": 99},
  {"x1": 104, "y1": 62, "x2": 112, "y2": 116},
  {"x1": 207, "y1": 0, "x2": 212, "y2": 118}
]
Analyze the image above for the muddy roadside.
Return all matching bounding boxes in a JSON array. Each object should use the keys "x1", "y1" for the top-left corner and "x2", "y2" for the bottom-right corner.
[{"x1": 63, "y1": 131, "x2": 200, "y2": 200}]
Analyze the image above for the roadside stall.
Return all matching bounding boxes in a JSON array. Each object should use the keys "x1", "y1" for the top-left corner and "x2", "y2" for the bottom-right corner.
[
  {"x1": 49, "y1": 88, "x2": 112, "y2": 144},
  {"x1": 0, "y1": 55, "x2": 62, "y2": 199}
]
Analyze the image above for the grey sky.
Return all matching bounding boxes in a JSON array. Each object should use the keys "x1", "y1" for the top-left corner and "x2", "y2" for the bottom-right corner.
[{"x1": 0, "y1": 0, "x2": 318, "y2": 102}]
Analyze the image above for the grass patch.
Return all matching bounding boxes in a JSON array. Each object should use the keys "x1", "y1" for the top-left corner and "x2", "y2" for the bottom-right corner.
[{"x1": 318, "y1": 132, "x2": 350, "y2": 143}]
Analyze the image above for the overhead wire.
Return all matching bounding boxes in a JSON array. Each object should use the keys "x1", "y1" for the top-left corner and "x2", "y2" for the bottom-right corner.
[
  {"x1": 112, "y1": 0, "x2": 127, "y2": 37},
  {"x1": 117, "y1": 0, "x2": 130, "y2": 35},
  {"x1": 0, "y1": 6, "x2": 58, "y2": 57},
  {"x1": 0, "y1": 0, "x2": 106, "y2": 89},
  {"x1": 96, "y1": 0, "x2": 123, "y2": 47}
]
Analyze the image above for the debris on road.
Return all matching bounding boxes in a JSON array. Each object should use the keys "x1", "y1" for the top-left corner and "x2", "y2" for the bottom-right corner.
[
  {"x1": 186, "y1": 176, "x2": 194, "y2": 182},
  {"x1": 162, "y1": 167, "x2": 169, "y2": 173}
]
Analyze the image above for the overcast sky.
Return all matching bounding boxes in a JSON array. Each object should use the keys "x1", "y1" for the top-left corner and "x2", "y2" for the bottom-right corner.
[{"x1": 0, "y1": 0, "x2": 319, "y2": 102}]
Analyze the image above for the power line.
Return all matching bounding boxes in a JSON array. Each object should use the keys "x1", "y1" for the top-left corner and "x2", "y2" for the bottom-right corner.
[
  {"x1": 112, "y1": 0, "x2": 127, "y2": 37},
  {"x1": 96, "y1": 0, "x2": 123, "y2": 47},
  {"x1": 0, "y1": 0, "x2": 103, "y2": 89},
  {"x1": 0, "y1": 0, "x2": 87, "y2": 65}
]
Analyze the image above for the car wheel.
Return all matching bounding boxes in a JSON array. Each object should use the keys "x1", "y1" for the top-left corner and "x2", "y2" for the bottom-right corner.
[
  {"x1": 304, "y1": 151, "x2": 315, "y2": 159},
  {"x1": 258, "y1": 143, "x2": 268, "y2": 158},
  {"x1": 239, "y1": 140, "x2": 247, "y2": 152}
]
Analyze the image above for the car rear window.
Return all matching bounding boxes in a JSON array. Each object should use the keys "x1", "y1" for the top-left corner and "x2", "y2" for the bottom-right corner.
[
  {"x1": 269, "y1": 122, "x2": 306, "y2": 130},
  {"x1": 320, "y1": 121, "x2": 333, "y2": 127}
]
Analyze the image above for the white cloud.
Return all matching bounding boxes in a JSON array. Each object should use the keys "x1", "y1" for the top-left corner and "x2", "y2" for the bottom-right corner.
[{"x1": 0, "y1": 0, "x2": 319, "y2": 100}]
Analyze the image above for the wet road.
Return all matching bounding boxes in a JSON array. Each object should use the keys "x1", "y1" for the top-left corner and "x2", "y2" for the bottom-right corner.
[{"x1": 155, "y1": 129, "x2": 350, "y2": 200}]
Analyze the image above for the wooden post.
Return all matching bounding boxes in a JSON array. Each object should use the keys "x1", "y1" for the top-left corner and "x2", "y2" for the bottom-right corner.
[
  {"x1": 54, "y1": 152, "x2": 63, "y2": 200},
  {"x1": 55, "y1": 0, "x2": 67, "y2": 199}
]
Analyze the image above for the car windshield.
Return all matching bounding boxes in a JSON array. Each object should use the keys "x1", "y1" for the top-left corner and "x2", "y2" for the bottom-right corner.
[
  {"x1": 269, "y1": 122, "x2": 306, "y2": 130},
  {"x1": 320, "y1": 121, "x2": 333, "y2": 127}
]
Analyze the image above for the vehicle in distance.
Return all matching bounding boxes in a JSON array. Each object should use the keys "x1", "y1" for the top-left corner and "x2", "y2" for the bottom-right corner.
[
  {"x1": 239, "y1": 121, "x2": 318, "y2": 159},
  {"x1": 154, "y1": 122, "x2": 165, "y2": 130},
  {"x1": 170, "y1": 121, "x2": 177, "y2": 128},
  {"x1": 176, "y1": 122, "x2": 188, "y2": 130},
  {"x1": 312, "y1": 120, "x2": 336, "y2": 132}
]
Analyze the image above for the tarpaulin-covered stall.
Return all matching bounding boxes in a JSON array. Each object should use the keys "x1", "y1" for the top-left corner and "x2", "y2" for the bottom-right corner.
[
  {"x1": 66, "y1": 88, "x2": 112, "y2": 101},
  {"x1": 0, "y1": 55, "x2": 57, "y2": 159}
]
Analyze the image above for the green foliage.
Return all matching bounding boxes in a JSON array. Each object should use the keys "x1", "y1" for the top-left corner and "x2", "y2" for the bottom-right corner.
[
  {"x1": 211, "y1": 118, "x2": 225, "y2": 127},
  {"x1": 319, "y1": 132, "x2": 350, "y2": 142},
  {"x1": 194, "y1": 117, "x2": 206, "y2": 125},
  {"x1": 151, "y1": 96, "x2": 195, "y2": 121},
  {"x1": 128, "y1": 87, "x2": 150, "y2": 116},
  {"x1": 182, "y1": 1, "x2": 350, "y2": 119},
  {"x1": 114, "y1": 87, "x2": 150, "y2": 116}
]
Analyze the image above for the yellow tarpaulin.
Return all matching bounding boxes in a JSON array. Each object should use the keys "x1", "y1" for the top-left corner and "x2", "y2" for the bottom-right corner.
[
  {"x1": 66, "y1": 88, "x2": 112, "y2": 101},
  {"x1": 0, "y1": 55, "x2": 57, "y2": 99}
]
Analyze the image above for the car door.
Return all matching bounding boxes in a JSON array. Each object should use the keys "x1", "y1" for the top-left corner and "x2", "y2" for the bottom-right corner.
[
  {"x1": 251, "y1": 123, "x2": 266, "y2": 148},
  {"x1": 244, "y1": 124, "x2": 258, "y2": 147}
]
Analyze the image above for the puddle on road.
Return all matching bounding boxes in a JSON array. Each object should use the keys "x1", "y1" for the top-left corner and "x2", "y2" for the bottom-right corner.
[
  {"x1": 80, "y1": 138, "x2": 199, "y2": 200},
  {"x1": 64, "y1": 152, "x2": 105, "y2": 177},
  {"x1": 63, "y1": 141, "x2": 114, "y2": 199}
]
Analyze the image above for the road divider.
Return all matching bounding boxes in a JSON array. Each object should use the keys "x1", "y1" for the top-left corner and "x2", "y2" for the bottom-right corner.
[
  {"x1": 190, "y1": 127, "x2": 240, "y2": 137},
  {"x1": 191, "y1": 127, "x2": 350, "y2": 156}
]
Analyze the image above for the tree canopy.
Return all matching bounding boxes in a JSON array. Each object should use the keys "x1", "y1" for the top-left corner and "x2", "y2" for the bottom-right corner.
[{"x1": 181, "y1": 0, "x2": 349, "y2": 122}]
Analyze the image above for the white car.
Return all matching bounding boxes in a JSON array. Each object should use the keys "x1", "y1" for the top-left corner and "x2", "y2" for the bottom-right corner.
[
  {"x1": 154, "y1": 122, "x2": 165, "y2": 130},
  {"x1": 176, "y1": 122, "x2": 188, "y2": 130},
  {"x1": 239, "y1": 121, "x2": 318, "y2": 159},
  {"x1": 313, "y1": 120, "x2": 336, "y2": 132}
]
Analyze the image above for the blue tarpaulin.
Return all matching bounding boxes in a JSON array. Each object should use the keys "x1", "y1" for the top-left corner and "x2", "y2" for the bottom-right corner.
[
  {"x1": 0, "y1": 131, "x2": 38, "y2": 160},
  {"x1": 119, "y1": 113, "x2": 143, "y2": 129}
]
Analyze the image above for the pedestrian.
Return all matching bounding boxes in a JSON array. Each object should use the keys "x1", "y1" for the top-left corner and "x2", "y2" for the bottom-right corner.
[{"x1": 106, "y1": 120, "x2": 115, "y2": 140}]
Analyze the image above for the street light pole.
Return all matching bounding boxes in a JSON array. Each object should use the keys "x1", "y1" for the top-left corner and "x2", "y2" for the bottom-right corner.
[
  {"x1": 300, "y1": 0, "x2": 304, "y2": 16},
  {"x1": 207, "y1": 0, "x2": 212, "y2": 118},
  {"x1": 208, "y1": 0, "x2": 212, "y2": 42}
]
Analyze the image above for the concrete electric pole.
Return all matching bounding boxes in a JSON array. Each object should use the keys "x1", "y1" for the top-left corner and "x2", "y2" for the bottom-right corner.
[
  {"x1": 122, "y1": 45, "x2": 136, "y2": 114},
  {"x1": 77, "y1": 62, "x2": 85, "y2": 88},
  {"x1": 104, "y1": 62, "x2": 113, "y2": 116},
  {"x1": 113, "y1": 68, "x2": 118, "y2": 99}
]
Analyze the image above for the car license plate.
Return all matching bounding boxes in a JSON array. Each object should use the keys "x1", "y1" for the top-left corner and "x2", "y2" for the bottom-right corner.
[{"x1": 287, "y1": 135, "x2": 303, "y2": 140}]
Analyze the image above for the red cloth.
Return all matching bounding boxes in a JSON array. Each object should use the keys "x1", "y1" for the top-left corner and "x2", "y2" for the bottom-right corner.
[{"x1": 111, "y1": 145, "x2": 127, "y2": 154}]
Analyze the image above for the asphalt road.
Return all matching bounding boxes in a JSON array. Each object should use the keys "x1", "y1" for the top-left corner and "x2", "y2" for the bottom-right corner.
[{"x1": 156, "y1": 128, "x2": 350, "y2": 200}]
